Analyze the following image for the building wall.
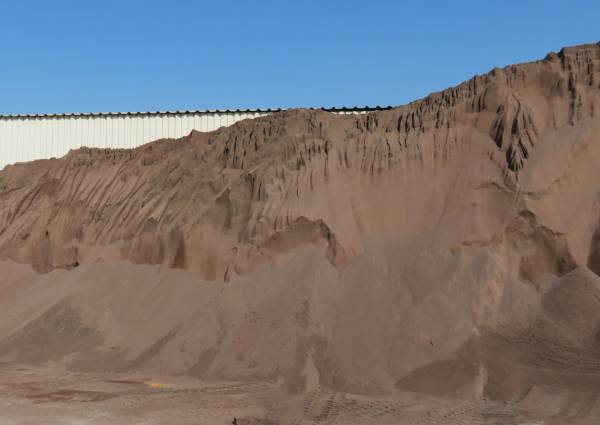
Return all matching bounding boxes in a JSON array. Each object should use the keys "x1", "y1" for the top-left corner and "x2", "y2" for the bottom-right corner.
[
  {"x1": 0, "y1": 107, "x2": 390, "y2": 170},
  {"x1": 0, "y1": 111, "x2": 273, "y2": 170}
]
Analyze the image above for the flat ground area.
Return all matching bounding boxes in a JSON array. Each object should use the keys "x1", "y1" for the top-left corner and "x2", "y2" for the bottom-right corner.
[{"x1": 1, "y1": 363, "x2": 595, "y2": 425}]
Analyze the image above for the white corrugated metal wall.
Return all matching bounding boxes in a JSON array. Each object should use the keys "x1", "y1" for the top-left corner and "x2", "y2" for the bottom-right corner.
[
  {"x1": 0, "y1": 111, "x2": 271, "y2": 170},
  {"x1": 0, "y1": 107, "x2": 390, "y2": 170}
]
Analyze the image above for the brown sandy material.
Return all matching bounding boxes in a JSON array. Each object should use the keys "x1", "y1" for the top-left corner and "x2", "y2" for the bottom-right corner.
[{"x1": 0, "y1": 43, "x2": 600, "y2": 423}]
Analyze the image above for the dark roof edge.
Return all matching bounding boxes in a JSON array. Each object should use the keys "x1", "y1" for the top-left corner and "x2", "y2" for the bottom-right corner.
[{"x1": 0, "y1": 106, "x2": 396, "y2": 119}]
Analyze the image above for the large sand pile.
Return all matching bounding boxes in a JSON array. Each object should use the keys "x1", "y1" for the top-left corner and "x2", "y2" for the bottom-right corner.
[{"x1": 1, "y1": 43, "x2": 600, "y2": 418}]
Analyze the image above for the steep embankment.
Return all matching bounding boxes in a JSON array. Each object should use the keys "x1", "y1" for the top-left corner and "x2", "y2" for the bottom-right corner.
[{"x1": 0, "y1": 43, "x2": 600, "y2": 401}]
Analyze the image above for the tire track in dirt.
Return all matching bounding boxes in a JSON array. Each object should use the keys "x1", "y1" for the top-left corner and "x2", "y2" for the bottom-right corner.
[{"x1": 291, "y1": 388, "x2": 340, "y2": 425}]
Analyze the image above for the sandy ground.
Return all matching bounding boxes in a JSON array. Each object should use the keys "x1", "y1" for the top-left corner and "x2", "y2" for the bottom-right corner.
[
  {"x1": 2, "y1": 363, "x2": 597, "y2": 425},
  {"x1": 0, "y1": 363, "x2": 271, "y2": 425}
]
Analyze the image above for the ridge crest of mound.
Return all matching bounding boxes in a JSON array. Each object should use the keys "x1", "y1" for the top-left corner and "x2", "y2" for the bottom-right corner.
[{"x1": 0, "y1": 43, "x2": 598, "y2": 279}]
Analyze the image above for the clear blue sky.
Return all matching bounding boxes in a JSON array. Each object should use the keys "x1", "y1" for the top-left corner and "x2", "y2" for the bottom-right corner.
[{"x1": 1, "y1": 0, "x2": 598, "y2": 114}]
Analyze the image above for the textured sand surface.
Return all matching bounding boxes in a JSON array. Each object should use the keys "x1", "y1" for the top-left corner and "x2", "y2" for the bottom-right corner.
[{"x1": 1, "y1": 43, "x2": 600, "y2": 424}]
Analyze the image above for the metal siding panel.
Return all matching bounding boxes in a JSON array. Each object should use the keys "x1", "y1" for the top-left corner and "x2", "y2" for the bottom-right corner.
[
  {"x1": 18, "y1": 118, "x2": 24, "y2": 163},
  {"x1": 51, "y1": 118, "x2": 56, "y2": 159},
  {"x1": 62, "y1": 117, "x2": 68, "y2": 157},
  {"x1": 133, "y1": 116, "x2": 140, "y2": 147},
  {"x1": 116, "y1": 117, "x2": 121, "y2": 147},
  {"x1": 70, "y1": 117, "x2": 76, "y2": 152},
  {"x1": 14, "y1": 119, "x2": 19, "y2": 164},
  {"x1": 62, "y1": 117, "x2": 68, "y2": 154},
  {"x1": 152, "y1": 116, "x2": 158, "y2": 141},
  {"x1": 24, "y1": 118, "x2": 29, "y2": 163},
  {"x1": 18, "y1": 118, "x2": 25, "y2": 163},
  {"x1": 35, "y1": 119, "x2": 41, "y2": 160},
  {"x1": 114, "y1": 117, "x2": 120, "y2": 148},
  {"x1": 138, "y1": 116, "x2": 142, "y2": 144},
  {"x1": 114, "y1": 117, "x2": 121, "y2": 149},
  {"x1": 124, "y1": 116, "x2": 130, "y2": 148},
  {"x1": 13, "y1": 120, "x2": 17, "y2": 164},
  {"x1": 192, "y1": 115, "x2": 198, "y2": 132},
  {"x1": 109, "y1": 116, "x2": 115, "y2": 148},
  {"x1": 0, "y1": 120, "x2": 6, "y2": 169},
  {"x1": 139, "y1": 116, "x2": 145, "y2": 145},
  {"x1": 152, "y1": 115, "x2": 157, "y2": 142},
  {"x1": 62, "y1": 117, "x2": 69, "y2": 157},
  {"x1": 7, "y1": 120, "x2": 11, "y2": 167},
  {"x1": 90, "y1": 117, "x2": 95, "y2": 148},
  {"x1": 1, "y1": 121, "x2": 5, "y2": 169},
  {"x1": 0, "y1": 109, "x2": 360, "y2": 168},
  {"x1": 95, "y1": 117, "x2": 101, "y2": 148},
  {"x1": 9, "y1": 119, "x2": 14, "y2": 166},
  {"x1": 199, "y1": 114, "x2": 204, "y2": 132},
  {"x1": 66, "y1": 116, "x2": 72, "y2": 155},
  {"x1": 183, "y1": 115, "x2": 191, "y2": 136},
  {"x1": 2, "y1": 120, "x2": 8, "y2": 169},
  {"x1": 141, "y1": 116, "x2": 146, "y2": 146},
  {"x1": 121, "y1": 117, "x2": 126, "y2": 148},
  {"x1": 30, "y1": 119, "x2": 35, "y2": 161},
  {"x1": 149, "y1": 116, "x2": 155, "y2": 142},
  {"x1": 79, "y1": 117, "x2": 85, "y2": 149},
  {"x1": 75, "y1": 117, "x2": 80, "y2": 151},
  {"x1": 179, "y1": 115, "x2": 185, "y2": 137},
  {"x1": 6, "y1": 120, "x2": 10, "y2": 166},
  {"x1": 121, "y1": 116, "x2": 126, "y2": 147},
  {"x1": 138, "y1": 116, "x2": 144, "y2": 145},
  {"x1": 108, "y1": 117, "x2": 114, "y2": 149},
  {"x1": 143, "y1": 115, "x2": 149, "y2": 145},
  {"x1": 4, "y1": 120, "x2": 8, "y2": 168},
  {"x1": 33, "y1": 119, "x2": 38, "y2": 161},
  {"x1": 102, "y1": 116, "x2": 109, "y2": 148},
  {"x1": 159, "y1": 115, "x2": 165, "y2": 140},
  {"x1": 130, "y1": 116, "x2": 136, "y2": 148},
  {"x1": 202, "y1": 114, "x2": 208, "y2": 132},
  {"x1": 176, "y1": 115, "x2": 183, "y2": 138},
  {"x1": 43, "y1": 118, "x2": 49, "y2": 160},
  {"x1": 52, "y1": 117, "x2": 58, "y2": 159},
  {"x1": 117, "y1": 116, "x2": 122, "y2": 148},
  {"x1": 47, "y1": 118, "x2": 53, "y2": 159},
  {"x1": 0, "y1": 121, "x2": 5, "y2": 169},
  {"x1": 57, "y1": 117, "x2": 64, "y2": 159},
  {"x1": 15, "y1": 118, "x2": 20, "y2": 163},
  {"x1": 15, "y1": 119, "x2": 20, "y2": 164},
  {"x1": 96, "y1": 117, "x2": 102, "y2": 148},
  {"x1": 169, "y1": 115, "x2": 175, "y2": 138},
  {"x1": 158, "y1": 115, "x2": 164, "y2": 140},
  {"x1": 37, "y1": 119, "x2": 43, "y2": 160}
]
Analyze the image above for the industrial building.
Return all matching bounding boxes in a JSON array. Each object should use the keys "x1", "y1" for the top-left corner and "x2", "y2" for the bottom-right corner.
[{"x1": 0, "y1": 106, "x2": 391, "y2": 170}]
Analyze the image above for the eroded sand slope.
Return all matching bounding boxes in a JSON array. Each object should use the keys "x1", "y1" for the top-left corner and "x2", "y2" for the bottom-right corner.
[{"x1": 1, "y1": 43, "x2": 600, "y2": 423}]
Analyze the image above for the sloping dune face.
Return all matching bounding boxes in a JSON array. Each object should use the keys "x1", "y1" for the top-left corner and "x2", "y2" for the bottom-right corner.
[{"x1": 0, "y1": 43, "x2": 600, "y2": 401}]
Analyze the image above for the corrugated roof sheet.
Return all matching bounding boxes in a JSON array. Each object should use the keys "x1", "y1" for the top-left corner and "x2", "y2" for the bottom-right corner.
[{"x1": 0, "y1": 106, "x2": 396, "y2": 119}]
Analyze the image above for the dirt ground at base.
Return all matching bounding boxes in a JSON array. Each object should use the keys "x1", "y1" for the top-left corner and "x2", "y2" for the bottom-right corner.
[{"x1": 0, "y1": 363, "x2": 596, "y2": 425}]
